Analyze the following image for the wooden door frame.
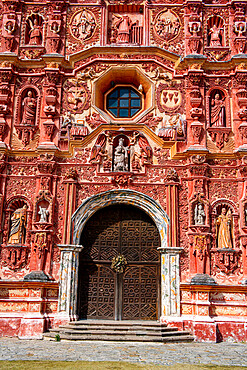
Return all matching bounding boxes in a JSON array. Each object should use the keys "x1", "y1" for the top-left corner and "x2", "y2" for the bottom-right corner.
[{"x1": 57, "y1": 189, "x2": 182, "y2": 322}]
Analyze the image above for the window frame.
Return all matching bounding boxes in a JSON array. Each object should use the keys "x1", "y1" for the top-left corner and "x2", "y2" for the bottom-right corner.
[{"x1": 105, "y1": 85, "x2": 143, "y2": 119}]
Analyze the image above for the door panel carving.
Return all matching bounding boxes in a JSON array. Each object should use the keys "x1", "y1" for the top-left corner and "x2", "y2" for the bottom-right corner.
[
  {"x1": 78, "y1": 204, "x2": 160, "y2": 320},
  {"x1": 122, "y1": 266, "x2": 159, "y2": 320},
  {"x1": 78, "y1": 264, "x2": 115, "y2": 319}
]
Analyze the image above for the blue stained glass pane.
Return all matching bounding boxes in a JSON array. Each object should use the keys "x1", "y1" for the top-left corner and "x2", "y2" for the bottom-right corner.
[
  {"x1": 119, "y1": 88, "x2": 129, "y2": 98},
  {"x1": 109, "y1": 108, "x2": 118, "y2": 116},
  {"x1": 108, "y1": 98, "x2": 118, "y2": 108},
  {"x1": 131, "y1": 108, "x2": 139, "y2": 116},
  {"x1": 131, "y1": 99, "x2": 141, "y2": 107},
  {"x1": 119, "y1": 109, "x2": 129, "y2": 117},
  {"x1": 109, "y1": 90, "x2": 118, "y2": 98},
  {"x1": 119, "y1": 99, "x2": 129, "y2": 107},
  {"x1": 131, "y1": 90, "x2": 139, "y2": 98}
]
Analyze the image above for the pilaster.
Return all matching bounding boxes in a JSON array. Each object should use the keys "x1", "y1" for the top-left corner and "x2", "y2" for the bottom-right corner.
[
  {"x1": 57, "y1": 244, "x2": 83, "y2": 320},
  {"x1": 159, "y1": 247, "x2": 183, "y2": 317}
]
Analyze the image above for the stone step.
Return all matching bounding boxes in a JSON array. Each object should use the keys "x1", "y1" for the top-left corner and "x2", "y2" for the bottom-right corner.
[
  {"x1": 44, "y1": 332, "x2": 194, "y2": 343},
  {"x1": 43, "y1": 320, "x2": 194, "y2": 343},
  {"x1": 48, "y1": 328, "x2": 185, "y2": 337},
  {"x1": 69, "y1": 320, "x2": 165, "y2": 327},
  {"x1": 55, "y1": 325, "x2": 176, "y2": 333}
]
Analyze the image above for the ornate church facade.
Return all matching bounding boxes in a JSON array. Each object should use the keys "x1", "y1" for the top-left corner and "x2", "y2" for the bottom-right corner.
[{"x1": 0, "y1": 0, "x2": 246, "y2": 342}]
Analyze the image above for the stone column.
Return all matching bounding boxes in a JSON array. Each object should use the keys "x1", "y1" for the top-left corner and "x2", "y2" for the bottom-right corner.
[
  {"x1": 57, "y1": 244, "x2": 83, "y2": 321},
  {"x1": 159, "y1": 247, "x2": 183, "y2": 317}
]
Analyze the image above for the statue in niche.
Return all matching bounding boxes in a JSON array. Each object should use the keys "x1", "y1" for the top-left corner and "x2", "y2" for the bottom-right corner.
[
  {"x1": 113, "y1": 138, "x2": 128, "y2": 171},
  {"x1": 209, "y1": 24, "x2": 223, "y2": 47},
  {"x1": 194, "y1": 203, "x2": 205, "y2": 225},
  {"x1": 189, "y1": 22, "x2": 201, "y2": 37},
  {"x1": 114, "y1": 14, "x2": 135, "y2": 43},
  {"x1": 210, "y1": 93, "x2": 226, "y2": 127},
  {"x1": 234, "y1": 21, "x2": 246, "y2": 37},
  {"x1": 28, "y1": 17, "x2": 43, "y2": 45},
  {"x1": 21, "y1": 91, "x2": 37, "y2": 125},
  {"x1": 38, "y1": 206, "x2": 49, "y2": 223},
  {"x1": 216, "y1": 207, "x2": 233, "y2": 249},
  {"x1": 50, "y1": 21, "x2": 61, "y2": 35},
  {"x1": 4, "y1": 20, "x2": 15, "y2": 35},
  {"x1": 8, "y1": 205, "x2": 27, "y2": 245}
]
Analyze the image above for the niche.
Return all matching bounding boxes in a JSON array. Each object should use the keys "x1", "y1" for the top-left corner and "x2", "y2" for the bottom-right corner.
[
  {"x1": 25, "y1": 13, "x2": 44, "y2": 45},
  {"x1": 207, "y1": 15, "x2": 224, "y2": 47}
]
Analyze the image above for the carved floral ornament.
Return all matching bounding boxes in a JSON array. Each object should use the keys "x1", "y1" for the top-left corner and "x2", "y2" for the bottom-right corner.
[{"x1": 111, "y1": 255, "x2": 127, "y2": 273}]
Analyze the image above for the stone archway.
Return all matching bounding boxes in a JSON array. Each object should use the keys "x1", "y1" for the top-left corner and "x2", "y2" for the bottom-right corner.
[{"x1": 57, "y1": 190, "x2": 182, "y2": 322}]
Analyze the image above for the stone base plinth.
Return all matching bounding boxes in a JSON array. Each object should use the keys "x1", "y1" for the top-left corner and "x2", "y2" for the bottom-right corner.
[{"x1": 18, "y1": 316, "x2": 45, "y2": 339}]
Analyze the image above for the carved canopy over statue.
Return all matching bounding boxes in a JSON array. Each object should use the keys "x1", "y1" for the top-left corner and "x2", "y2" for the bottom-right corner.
[
  {"x1": 8, "y1": 205, "x2": 27, "y2": 245},
  {"x1": 216, "y1": 207, "x2": 233, "y2": 249}
]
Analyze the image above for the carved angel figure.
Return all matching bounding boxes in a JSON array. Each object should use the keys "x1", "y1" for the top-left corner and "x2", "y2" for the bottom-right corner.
[
  {"x1": 216, "y1": 207, "x2": 233, "y2": 249},
  {"x1": 90, "y1": 134, "x2": 107, "y2": 164}
]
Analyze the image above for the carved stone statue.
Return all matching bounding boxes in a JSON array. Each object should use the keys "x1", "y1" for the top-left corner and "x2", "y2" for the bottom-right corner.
[
  {"x1": 21, "y1": 91, "x2": 37, "y2": 125},
  {"x1": 29, "y1": 18, "x2": 43, "y2": 45},
  {"x1": 189, "y1": 22, "x2": 201, "y2": 37},
  {"x1": 209, "y1": 24, "x2": 222, "y2": 47},
  {"x1": 210, "y1": 93, "x2": 226, "y2": 127},
  {"x1": 8, "y1": 205, "x2": 27, "y2": 245},
  {"x1": 234, "y1": 21, "x2": 246, "y2": 37},
  {"x1": 113, "y1": 138, "x2": 128, "y2": 171},
  {"x1": 194, "y1": 203, "x2": 205, "y2": 225},
  {"x1": 38, "y1": 206, "x2": 49, "y2": 223},
  {"x1": 216, "y1": 207, "x2": 233, "y2": 249},
  {"x1": 115, "y1": 14, "x2": 134, "y2": 43},
  {"x1": 4, "y1": 20, "x2": 15, "y2": 35},
  {"x1": 50, "y1": 21, "x2": 60, "y2": 35}
]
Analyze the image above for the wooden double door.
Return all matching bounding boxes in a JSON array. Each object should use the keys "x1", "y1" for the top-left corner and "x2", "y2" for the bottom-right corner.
[{"x1": 78, "y1": 204, "x2": 160, "y2": 320}]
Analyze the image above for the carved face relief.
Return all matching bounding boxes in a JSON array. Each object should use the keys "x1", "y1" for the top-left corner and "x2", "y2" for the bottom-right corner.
[
  {"x1": 69, "y1": 9, "x2": 96, "y2": 42},
  {"x1": 153, "y1": 10, "x2": 181, "y2": 43},
  {"x1": 63, "y1": 78, "x2": 90, "y2": 114}
]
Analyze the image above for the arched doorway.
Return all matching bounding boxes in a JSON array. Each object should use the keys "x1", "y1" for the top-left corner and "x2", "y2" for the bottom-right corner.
[{"x1": 78, "y1": 204, "x2": 160, "y2": 320}]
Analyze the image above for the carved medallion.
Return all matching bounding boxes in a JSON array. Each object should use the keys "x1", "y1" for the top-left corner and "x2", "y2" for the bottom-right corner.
[
  {"x1": 69, "y1": 9, "x2": 96, "y2": 42},
  {"x1": 63, "y1": 78, "x2": 90, "y2": 113},
  {"x1": 153, "y1": 10, "x2": 181, "y2": 43}
]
